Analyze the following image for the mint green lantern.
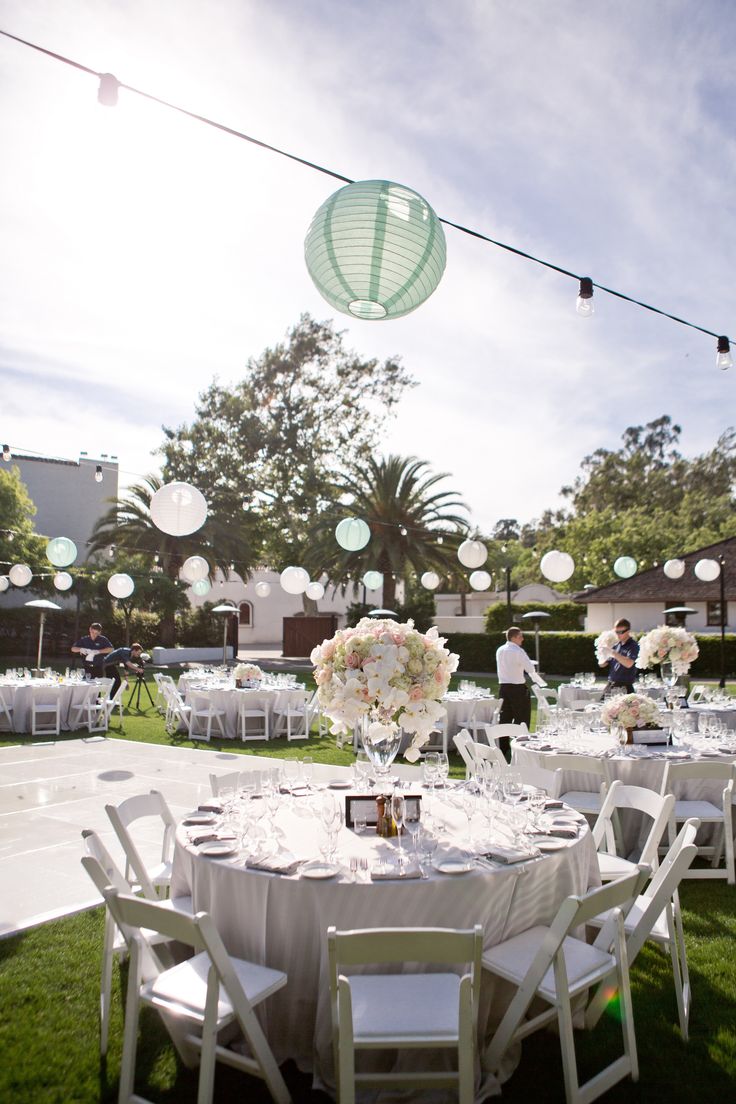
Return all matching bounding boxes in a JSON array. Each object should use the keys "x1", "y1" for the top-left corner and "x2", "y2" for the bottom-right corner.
[{"x1": 305, "y1": 180, "x2": 446, "y2": 320}]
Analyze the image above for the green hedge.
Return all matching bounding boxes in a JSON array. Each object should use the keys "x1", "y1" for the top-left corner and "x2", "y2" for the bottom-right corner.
[
  {"x1": 484, "y1": 601, "x2": 585, "y2": 632},
  {"x1": 445, "y1": 630, "x2": 736, "y2": 679}
]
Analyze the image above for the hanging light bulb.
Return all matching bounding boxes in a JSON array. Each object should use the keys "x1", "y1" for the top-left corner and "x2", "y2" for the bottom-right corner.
[
  {"x1": 400, "y1": 526, "x2": 408, "y2": 537},
  {"x1": 436, "y1": 536, "x2": 443, "y2": 545},
  {"x1": 576, "y1": 276, "x2": 594, "y2": 317},
  {"x1": 242, "y1": 498, "x2": 249, "y2": 510},
  {"x1": 716, "y1": 336, "x2": 732, "y2": 370},
  {"x1": 154, "y1": 553, "x2": 160, "y2": 565},
  {"x1": 2, "y1": 444, "x2": 10, "y2": 461},
  {"x1": 108, "y1": 544, "x2": 116, "y2": 558},
  {"x1": 97, "y1": 73, "x2": 119, "y2": 106},
  {"x1": 95, "y1": 465, "x2": 103, "y2": 483}
]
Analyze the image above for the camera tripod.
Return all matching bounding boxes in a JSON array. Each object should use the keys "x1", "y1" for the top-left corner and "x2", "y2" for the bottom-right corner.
[{"x1": 128, "y1": 671, "x2": 155, "y2": 711}]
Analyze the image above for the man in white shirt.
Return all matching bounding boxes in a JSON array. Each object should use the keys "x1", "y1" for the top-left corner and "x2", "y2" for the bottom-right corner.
[{"x1": 495, "y1": 628, "x2": 535, "y2": 753}]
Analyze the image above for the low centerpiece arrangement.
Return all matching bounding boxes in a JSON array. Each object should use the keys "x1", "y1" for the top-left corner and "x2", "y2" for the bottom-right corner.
[
  {"x1": 234, "y1": 662, "x2": 263, "y2": 689},
  {"x1": 311, "y1": 617, "x2": 458, "y2": 770},
  {"x1": 635, "y1": 625, "x2": 699, "y2": 682},
  {"x1": 601, "y1": 692, "x2": 662, "y2": 744}
]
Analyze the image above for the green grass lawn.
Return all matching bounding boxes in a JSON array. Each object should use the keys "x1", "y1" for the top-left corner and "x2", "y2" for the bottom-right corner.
[{"x1": 1, "y1": 670, "x2": 735, "y2": 1101}]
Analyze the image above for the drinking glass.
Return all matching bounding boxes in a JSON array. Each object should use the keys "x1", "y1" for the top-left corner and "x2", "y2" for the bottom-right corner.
[
  {"x1": 391, "y1": 793, "x2": 406, "y2": 866},
  {"x1": 417, "y1": 828, "x2": 438, "y2": 878},
  {"x1": 301, "y1": 755, "x2": 315, "y2": 789},
  {"x1": 404, "y1": 803, "x2": 421, "y2": 857},
  {"x1": 436, "y1": 753, "x2": 450, "y2": 788}
]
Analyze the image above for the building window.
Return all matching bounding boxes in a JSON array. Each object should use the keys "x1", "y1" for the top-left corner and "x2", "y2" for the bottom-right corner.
[
  {"x1": 707, "y1": 600, "x2": 727, "y2": 627},
  {"x1": 238, "y1": 601, "x2": 252, "y2": 627}
]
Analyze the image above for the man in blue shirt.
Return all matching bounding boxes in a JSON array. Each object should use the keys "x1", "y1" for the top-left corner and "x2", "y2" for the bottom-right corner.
[
  {"x1": 102, "y1": 643, "x2": 145, "y2": 699},
  {"x1": 71, "y1": 623, "x2": 113, "y2": 679},
  {"x1": 601, "y1": 619, "x2": 640, "y2": 695}
]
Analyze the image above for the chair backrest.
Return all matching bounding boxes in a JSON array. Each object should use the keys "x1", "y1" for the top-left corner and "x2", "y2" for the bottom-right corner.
[
  {"x1": 209, "y1": 770, "x2": 243, "y2": 796},
  {"x1": 452, "y1": 730, "x2": 475, "y2": 771},
  {"x1": 485, "y1": 722, "x2": 529, "y2": 743},
  {"x1": 81, "y1": 828, "x2": 132, "y2": 896},
  {"x1": 105, "y1": 790, "x2": 176, "y2": 897},
  {"x1": 453, "y1": 731, "x2": 507, "y2": 776},
  {"x1": 110, "y1": 679, "x2": 128, "y2": 705},
  {"x1": 593, "y1": 781, "x2": 675, "y2": 868},
  {"x1": 533, "y1": 686, "x2": 558, "y2": 705},
  {"x1": 516, "y1": 762, "x2": 562, "y2": 797},
  {"x1": 661, "y1": 760, "x2": 736, "y2": 805},
  {"x1": 543, "y1": 752, "x2": 610, "y2": 782},
  {"x1": 623, "y1": 821, "x2": 700, "y2": 963},
  {"x1": 687, "y1": 685, "x2": 706, "y2": 704}
]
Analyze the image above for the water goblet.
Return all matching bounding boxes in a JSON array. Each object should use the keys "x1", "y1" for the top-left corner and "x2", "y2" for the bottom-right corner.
[
  {"x1": 417, "y1": 827, "x2": 438, "y2": 878},
  {"x1": 436, "y1": 753, "x2": 450, "y2": 788},
  {"x1": 404, "y1": 803, "x2": 421, "y2": 858},
  {"x1": 391, "y1": 792, "x2": 406, "y2": 867}
]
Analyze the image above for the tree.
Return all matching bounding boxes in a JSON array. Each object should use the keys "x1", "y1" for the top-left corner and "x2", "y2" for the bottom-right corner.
[
  {"x1": 158, "y1": 314, "x2": 415, "y2": 567},
  {"x1": 87, "y1": 476, "x2": 250, "y2": 645},
  {"x1": 303, "y1": 455, "x2": 468, "y2": 609},
  {"x1": 0, "y1": 465, "x2": 50, "y2": 595}
]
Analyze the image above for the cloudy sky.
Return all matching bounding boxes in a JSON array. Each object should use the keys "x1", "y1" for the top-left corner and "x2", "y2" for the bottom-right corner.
[{"x1": 1, "y1": 0, "x2": 734, "y2": 532}]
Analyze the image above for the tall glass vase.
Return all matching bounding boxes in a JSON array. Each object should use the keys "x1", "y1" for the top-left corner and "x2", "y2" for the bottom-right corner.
[
  {"x1": 359, "y1": 713, "x2": 401, "y2": 779},
  {"x1": 660, "y1": 661, "x2": 677, "y2": 687}
]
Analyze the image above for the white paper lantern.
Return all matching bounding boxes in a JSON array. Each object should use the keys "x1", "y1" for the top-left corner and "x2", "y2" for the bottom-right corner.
[
  {"x1": 362, "y1": 570, "x2": 383, "y2": 591},
  {"x1": 0, "y1": 576, "x2": 9, "y2": 592},
  {"x1": 180, "y1": 555, "x2": 209, "y2": 583},
  {"x1": 107, "y1": 573, "x2": 135, "y2": 598},
  {"x1": 663, "y1": 559, "x2": 686, "y2": 580},
  {"x1": 280, "y1": 566, "x2": 310, "y2": 595},
  {"x1": 254, "y1": 581, "x2": 272, "y2": 598},
  {"x1": 335, "y1": 517, "x2": 371, "y2": 551},
  {"x1": 191, "y1": 579, "x2": 211, "y2": 597},
  {"x1": 53, "y1": 571, "x2": 73, "y2": 591},
  {"x1": 540, "y1": 550, "x2": 575, "y2": 583},
  {"x1": 46, "y1": 536, "x2": 77, "y2": 568},
  {"x1": 420, "y1": 571, "x2": 440, "y2": 590},
  {"x1": 613, "y1": 556, "x2": 637, "y2": 579},
  {"x1": 9, "y1": 563, "x2": 32, "y2": 587},
  {"x1": 469, "y1": 570, "x2": 492, "y2": 591},
  {"x1": 694, "y1": 558, "x2": 721, "y2": 582},
  {"x1": 150, "y1": 482, "x2": 208, "y2": 536},
  {"x1": 457, "y1": 539, "x2": 487, "y2": 569},
  {"x1": 306, "y1": 581, "x2": 325, "y2": 600}
]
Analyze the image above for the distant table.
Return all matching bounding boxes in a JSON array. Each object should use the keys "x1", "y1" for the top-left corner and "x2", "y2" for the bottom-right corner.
[
  {"x1": 0, "y1": 678, "x2": 108, "y2": 733},
  {"x1": 179, "y1": 679, "x2": 308, "y2": 740}
]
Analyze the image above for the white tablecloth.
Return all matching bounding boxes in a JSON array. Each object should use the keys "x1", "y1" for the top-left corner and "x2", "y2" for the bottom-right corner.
[
  {"x1": 180, "y1": 682, "x2": 308, "y2": 740},
  {"x1": 557, "y1": 683, "x2": 666, "y2": 709},
  {"x1": 442, "y1": 693, "x2": 500, "y2": 735},
  {"x1": 0, "y1": 678, "x2": 108, "y2": 733},
  {"x1": 689, "y1": 703, "x2": 736, "y2": 731},
  {"x1": 171, "y1": 780, "x2": 597, "y2": 1099}
]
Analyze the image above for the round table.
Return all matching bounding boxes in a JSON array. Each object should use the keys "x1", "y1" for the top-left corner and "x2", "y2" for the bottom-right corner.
[
  {"x1": 171, "y1": 779, "x2": 597, "y2": 1098},
  {"x1": 178, "y1": 678, "x2": 308, "y2": 740},
  {"x1": 0, "y1": 677, "x2": 109, "y2": 733},
  {"x1": 441, "y1": 692, "x2": 500, "y2": 736}
]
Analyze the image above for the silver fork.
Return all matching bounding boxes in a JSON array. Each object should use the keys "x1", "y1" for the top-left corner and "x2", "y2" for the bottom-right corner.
[
  {"x1": 349, "y1": 856, "x2": 358, "y2": 881},
  {"x1": 359, "y1": 857, "x2": 369, "y2": 881}
]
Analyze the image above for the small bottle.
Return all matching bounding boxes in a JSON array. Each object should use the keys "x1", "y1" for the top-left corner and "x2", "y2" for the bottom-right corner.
[{"x1": 376, "y1": 795, "x2": 397, "y2": 838}]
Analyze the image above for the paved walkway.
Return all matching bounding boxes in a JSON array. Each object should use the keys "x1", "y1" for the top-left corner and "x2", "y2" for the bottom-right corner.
[{"x1": 0, "y1": 738, "x2": 341, "y2": 937}]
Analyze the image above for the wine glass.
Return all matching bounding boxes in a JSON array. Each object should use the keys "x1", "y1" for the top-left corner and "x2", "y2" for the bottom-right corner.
[
  {"x1": 417, "y1": 827, "x2": 438, "y2": 878},
  {"x1": 391, "y1": 792, "x2": 406, "y2": 867},
  {"x1": 404, "y1": 802, "x2": 421, "y2": 859},
  {"x1": 436, "y1": 753, "x2": 450, "y2": 788}
]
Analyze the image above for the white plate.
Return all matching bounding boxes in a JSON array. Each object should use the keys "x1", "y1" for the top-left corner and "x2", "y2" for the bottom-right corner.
[
  {"x1": 183, "y1": 814, "x2": 217, "y2": 826},
  {"x1": 301, "y1": 861, "x2": 340, "y2": 879},
  {"x1": 532, "y1": 837, "x2": 567, "y2": 851},
  {"x1": 199, "y1": 841, "x2": 237, "y2": 857},
  {"x1": 435, "y1": 860, "x2": 475, "y2": 875},
  {"x1": 327, "y1": 779, "x2": 353, "y2": 789}
]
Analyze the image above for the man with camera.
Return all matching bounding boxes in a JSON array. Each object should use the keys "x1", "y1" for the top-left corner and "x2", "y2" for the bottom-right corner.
[{"x1": 102, "y1": 642, "x2": 145, "y2": 699}]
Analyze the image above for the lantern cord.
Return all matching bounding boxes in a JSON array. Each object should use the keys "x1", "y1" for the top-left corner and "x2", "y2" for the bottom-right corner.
[{"x1": 1, "y1": 28, "x2": 732, "y2": 344}]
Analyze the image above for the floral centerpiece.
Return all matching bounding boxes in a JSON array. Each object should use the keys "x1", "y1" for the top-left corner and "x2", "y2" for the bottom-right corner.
[
  {"x1": 635, "y1": 626, "x2": 699, "y2": 677},
  {"x1": 234, "y1": 662, "x2": 263, "y2": 687},
  {"x1": 310, "y1": 617, "x2": 459, "y2": 763},
  {"x1": 601, "y1": 692, "x2": 660, "y2": 743},
  {"x1": 594, "y1": 629, "x2": 620, "y2": 667}
]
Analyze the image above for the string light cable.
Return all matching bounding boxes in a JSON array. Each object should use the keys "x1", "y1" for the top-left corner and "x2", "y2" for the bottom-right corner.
[{"x1": 0, "y1": 28, "x2": 732, "y2": 359}]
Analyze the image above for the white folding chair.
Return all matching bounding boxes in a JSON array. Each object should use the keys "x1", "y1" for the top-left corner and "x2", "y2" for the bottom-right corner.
[
  {"x1": 209, "y1": 769, "x2": 247, "y2": 797},
  {"x1": 163, "y1": 682, "x2": 192, "y2": 735},
  {"x1": 484, "y1": 722, "x2": 529, "y2": 745},
  {"x1": 273, "y1": 691, "x2": 310, "y2": 741},
  {"x1": 30, "y1": 685, "x2": 61, "y2": 736},
  {"x1": 0, "y1": 685, "x2": 14, "y2": 732},
  {"x1": 189, "y1": 691, "x2": 227, "y2": 742},
  {"x1": 687, "y1": 684, "x2": 706, "y2": 705},
  {"x1": 453, "y1": 730, "x2": 506, "y2": 778},
  {"x1": 306, "y1": 689, "x2": 327, "y2": 737},
  {"x1": 80, "y1": 830, "x2": 192, "y2": 1057},
  {"x1": 542, "y1": 752, "x2": 611, "y2": 818},
  {"x1": 102, "y1": 888, "x2": 290, "y2": 1104},
  {"x1": 237, "y1": 697, "x2": 270, "y2": 742},
  {"x1": 152, "y1": 672, "x2": 175, "y2": 714},
  {"x1": 660, "y1": 760, "x2": 735, "y2": 884},
  {"x1": 81, "y1": 679, "x2": 114, "y2": 733},
  {"x1": 67, "y1": 683, "x2": 101, "y2": 731},
  {"x1": 592, "y1": 780, "x2": 675, "y2": 882},
  {"x1": 104, "y1": 678, "x2": 128, "y2": 724},
  {"x1": 328, "y1": 924, "x2": 482, "y2": 1104},
  {"x1": 483, "y1": 871, "x2": 641, "y2": 1104},
  {"x1": 586, "y1": 819, "x2": 700, "y2": 1040},
  {"x1": 105, "y1": 790, "x2": 177, "y2": 898},
  {"x1": 515, "y1": 762, "x2": 563, "y2": 797}
]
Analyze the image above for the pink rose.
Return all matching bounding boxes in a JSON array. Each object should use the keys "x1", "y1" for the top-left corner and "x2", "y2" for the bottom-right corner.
[
  {"x1": 346, "y1": 653, "x2": 361, "y2": 669},
  {"x1": 409, "y1": 685, "x2": 424, "y2": 701}
]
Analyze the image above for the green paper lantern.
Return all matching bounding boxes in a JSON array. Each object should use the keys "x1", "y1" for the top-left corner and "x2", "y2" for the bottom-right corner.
[
  {"x1": 305, "y1": 179, "x2": 446, "y2": 320},
  {"x1": 335, "y1": 517, "x2": 371, "y2": 551},
  {"x1": 613, "y1": 556, "x2": 637, "y2": 579},
  {"x1": 192, "y1": 579, "x2": 211, "y2": 596},
  {"x1": 362, "y1": 570, "x2": 383, "y2": 591},
  {"x1": 46, "y1": 536, "x2": 77, "y2": 567}
]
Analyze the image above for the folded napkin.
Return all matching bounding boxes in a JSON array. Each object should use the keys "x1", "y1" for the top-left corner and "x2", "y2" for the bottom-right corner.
[
  {"x1": 483, "y1": 844, "x2": 537, "y2": 864},
  {"x1": 247, "y1": 854, "x2": 300, "y2": 876},
  {"x1": 542, "y1": 825, "x2": 578, "y2": 839},
  {"x1": 371, "y1": 862, "x2": 421, "y2": 880},
  {"x1": 544, "y1": 799, "x2": 564, "y2": 809},
  {"x1": 198, "y1": 803, "x2": 223, "y2": 814},
  {"x1": 191, "y1": 832, "x2": 236, "y2": 847},
  {"x1": 279, "y1": 786, "x2": 311, "y2": 797},
  {"x1": 514, "y1": 735, "x2": 530, "y2": 743},
  {"x1": 530, "y1": 743, "x2": 554, "y2": 751}
]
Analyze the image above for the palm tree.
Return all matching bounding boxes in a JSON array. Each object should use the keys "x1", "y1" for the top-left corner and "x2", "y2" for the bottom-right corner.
[
  {"x1": 87, "y1": 476, "x2": 255, "y2": 646},
  {"x1": 305, "y1": 456, "x2": 469, "y2": 609}
]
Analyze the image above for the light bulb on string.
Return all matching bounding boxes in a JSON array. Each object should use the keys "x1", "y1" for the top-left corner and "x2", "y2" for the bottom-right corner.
[
  {"x1": 716, "y1": 336, "x2": 732, "y2": 370},
  {"x1": 576, "y1": 276, "x2": 594, "y2": 317},
  {"x1": 2, "y1": 445, "x2": 10, "y2": 461},
  {"x1": 400, "y1": 526, "x2": 408, "y2": 537},
  {"x1": 95, "y1": 465, "x2": 103, "y2": 483},
  {"x1": 107, "y1": 545, "x2": 116, "y2": 558},
  {"x1": 436, "y1": 536, "x2": 443, "y2": 545}
]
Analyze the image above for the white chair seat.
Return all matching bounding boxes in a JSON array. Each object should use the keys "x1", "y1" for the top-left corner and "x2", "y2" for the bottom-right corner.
[
  {"x1": 597, "y1": 852, "x2": 639, "y2": 881},
  {"x1": 145, "y1": 950, "x2": 286, "y2": 1020},
  {"x1": 148, "y1": 860, "x2": 173, "y2": 886},
  {"x1": 672, "y1": 799, "x2": 723, "y2": 821},
  {"x1": 560, "y1": 790, "x2": 603, "y2": 814},
  {"x1": 484, "y1": 925, "x2": 614, "y2": 1002},
  {"x1": 348, "y1": 973, "x2": 461, "y2": 1041}
]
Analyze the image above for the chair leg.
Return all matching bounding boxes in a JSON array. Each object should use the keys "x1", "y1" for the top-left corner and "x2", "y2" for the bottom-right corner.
[
  {"x1": 118, "y1": 945, "x2": 143, "y2": 1104},
  {"x1": 196, "y1": 997, "x2": 219, "y2": 1104},
  {"x1": 617, "y1": 939, "x2": 639, "y2": 1083},
  {"x1": 556, "y1": 992, "x2": 580, "y2": 1104},
  {"x1": 99, "y1": 909, "x2": 116, "y2": 1056},
  {"x1": 458, "y1": 979, "x2": 474, "y2": 1104},
  {"x1": 668, "y1": 903, "x2": 691, "y2": 1039}
]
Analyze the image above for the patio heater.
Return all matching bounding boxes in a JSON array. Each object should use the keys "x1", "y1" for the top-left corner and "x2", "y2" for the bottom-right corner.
[
  {"x1": 25, "y1": 599, "x2": 62, "y2": 672},
  {"x1": 211, "y1": 603, "x2": 238, "y2": 665},
  {"x1": 521, "y1": 610, "x2": 551, "y2": 673}
]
